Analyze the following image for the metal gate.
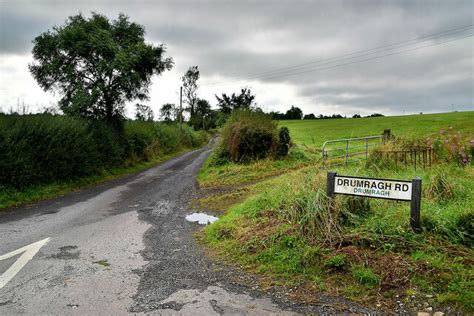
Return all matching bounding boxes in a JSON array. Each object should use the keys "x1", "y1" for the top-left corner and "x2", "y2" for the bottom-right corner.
[{"x1": 322, "y1": 135, "x2": 383, "y2": 169}]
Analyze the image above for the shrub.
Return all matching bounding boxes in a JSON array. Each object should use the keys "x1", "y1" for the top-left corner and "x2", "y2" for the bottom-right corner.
[
  {"x1": 220, "y1": 110, "x2": 278, "y2": 162},
  {"x1": 276, "y1": 127, "x2": 291, "y2": 157},
  {"x1": 125, "y1": 121, "x2": 156, "y2": 161}
]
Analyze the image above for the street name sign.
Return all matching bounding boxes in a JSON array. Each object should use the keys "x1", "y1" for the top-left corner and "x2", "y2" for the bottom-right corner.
[
  {"x1": 327, "y1": 172, "x2": 422, "y2": 232},
  {"x1": 334, "y1": 176, "x2": 412, "y2": 201}
]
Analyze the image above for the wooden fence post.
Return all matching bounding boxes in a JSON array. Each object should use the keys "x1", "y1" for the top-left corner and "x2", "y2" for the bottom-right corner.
[
  {"x1": 383, "y1": 129, "x2": 391, "y2": 143},
  {"x1": 410, "y1": 177, "x2": 422, "y2": 232}
]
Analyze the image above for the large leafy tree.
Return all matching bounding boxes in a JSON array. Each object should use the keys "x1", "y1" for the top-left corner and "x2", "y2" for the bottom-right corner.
[
  {"x1": 215, "y1": 88, "x2": 255, "y2": 114},
  {"x1": 284, "y1": 105, "x2": 303, "y2": 120},
  {"x1": 29, "y1": 12, "x2": 173, "y2": 122}
]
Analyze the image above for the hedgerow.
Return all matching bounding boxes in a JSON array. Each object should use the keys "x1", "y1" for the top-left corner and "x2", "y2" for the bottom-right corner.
[{"x1": 0, "y1": 113, "x2": 207, "y2": 190}]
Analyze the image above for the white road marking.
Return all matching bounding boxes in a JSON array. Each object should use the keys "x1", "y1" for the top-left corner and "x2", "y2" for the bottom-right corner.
[{"x1": 0, "y1": 238, "x2": 51, "y2": 289}]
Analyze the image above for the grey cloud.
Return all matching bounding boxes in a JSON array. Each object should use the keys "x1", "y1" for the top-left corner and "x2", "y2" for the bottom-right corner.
[
  {"x1": 0, "y1": 0, "x2": 472, "y2": 115},
  {"x1": 0, "y1": 14, "x2": 49, "y2": 54}
]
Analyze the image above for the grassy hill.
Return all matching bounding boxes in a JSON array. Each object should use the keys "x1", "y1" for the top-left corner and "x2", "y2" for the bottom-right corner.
[{"x1": 280, "y1": 111, "x2": 474, "y2": 147}]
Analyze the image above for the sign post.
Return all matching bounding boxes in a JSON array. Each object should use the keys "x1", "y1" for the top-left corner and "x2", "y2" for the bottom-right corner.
[
  {"x1": 327, "y1": 171, "x2": 422, "y2": 232},
  {"x1": 410, "y1": 177, "x2": 422, "y2": 232},
  {"x1": 327, "y1": 171, "x2": 336, "y2": 198}
]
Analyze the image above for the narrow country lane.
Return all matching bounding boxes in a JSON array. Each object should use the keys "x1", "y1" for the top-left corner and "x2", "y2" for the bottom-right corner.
[{"x1": 0, "y1": 143, "x2": 369, "y2": 315}]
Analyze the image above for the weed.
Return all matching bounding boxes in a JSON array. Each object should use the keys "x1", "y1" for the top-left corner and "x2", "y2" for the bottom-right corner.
[
  {"x1": 216, "y1": 227, "x2": 233, "y2": 240},
  {"x1": 324, "y1": 254, "x2": 346, "y2": 269},
  {"x1": 425, "y1": 170, "x2": 455, "y2": 201},
  {"x1": 93, "y1": 259, "x2": 110, "y2": 267},
  {"x1": 432, "y1": 127, "x2": 471, "y2": 166},
  {"x1": 456, "y1": 212, "x2": 474, "y2": 246},
  {"x1": 341, "y1": 196, "x2": 371, "y2": 226},
  {"x1": 352, "y1": 266, "x2": 380, "y2": 288}
]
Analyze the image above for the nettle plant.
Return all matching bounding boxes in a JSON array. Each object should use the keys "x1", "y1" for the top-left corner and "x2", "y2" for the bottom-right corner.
[{"x1": 429, "y1": 127, "x2": 471, "y2": 166}]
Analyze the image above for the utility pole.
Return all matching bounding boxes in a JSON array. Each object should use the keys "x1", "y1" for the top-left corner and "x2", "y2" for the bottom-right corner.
[{"x1": 179, "y1": 86, "x2": 183, "y2": 129}]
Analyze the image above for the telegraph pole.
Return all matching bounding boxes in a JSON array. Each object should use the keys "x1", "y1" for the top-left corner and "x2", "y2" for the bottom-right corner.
[{"x1": 179, "y1": 86, "x2": 183, "y2": 130}]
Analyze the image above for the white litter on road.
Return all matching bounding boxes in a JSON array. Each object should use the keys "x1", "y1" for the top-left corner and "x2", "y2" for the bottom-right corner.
[{"x1": 185, "y1": 213, "x2": 218, "y2": 225}]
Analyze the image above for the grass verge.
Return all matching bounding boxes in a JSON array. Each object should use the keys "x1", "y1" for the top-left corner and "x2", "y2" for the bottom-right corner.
[
  {"x1": 197, "y1": 144, "x2": 319, "y2": 188},
  {"x1": 200, "y1": 163, "x2": 473, "y2": 312}
]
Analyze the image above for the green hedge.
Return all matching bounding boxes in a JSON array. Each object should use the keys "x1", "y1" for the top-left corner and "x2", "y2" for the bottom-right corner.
[{"x1": 0, "y1": 114, "x2": 207, "y2": 190}]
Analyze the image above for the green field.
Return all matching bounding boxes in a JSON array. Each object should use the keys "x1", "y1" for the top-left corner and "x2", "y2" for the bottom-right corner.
[
  {"x1": 280, "y1": 111, "x2": 474, "y2": 147},
  {"x1": 197, "y1": 111, "x2": 474, "y2": 313}
]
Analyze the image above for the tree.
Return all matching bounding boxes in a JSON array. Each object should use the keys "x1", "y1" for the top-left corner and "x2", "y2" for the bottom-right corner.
[
  {"x1": 284, "y1": 106, "x2": 303, "y2": 120},
  {"x1": 135, "y1": 103, "x2": 154, "y2": 121},
  {"x1": 215, "y1": 88, "x2": 255, "y2": 114},
  {"x1": 215, "y1": 93, "x2": 233, "y2": 114},
  {"x1": 182, "y1": 66, "x2": 199, "y2": 116},
  {"x1": 160, "y1": 103, "x2": 175, "y2": 122},
  {"x1": 29, "y1": 12, "x2": 173, "y2": 122},
  {"x1": 192, "y1": 99, "x2": 212, "y2": 130},
  {"x1": 195, "y1": 99, "x2": 211, "y2": 117},
  {"x1": 367, "y1": 113, "x2": 384, "y2": 117},
  {"x1": 269, "y1": 111, "x2": 285, "y2": 120},
  {"x1": 303, "y1": 113, "x2": 316, "y2": 120}
]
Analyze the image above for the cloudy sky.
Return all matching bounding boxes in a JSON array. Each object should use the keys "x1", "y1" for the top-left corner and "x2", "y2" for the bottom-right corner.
[{"x1": 0, "y1": 0, "x2": 473, "y2": 117}]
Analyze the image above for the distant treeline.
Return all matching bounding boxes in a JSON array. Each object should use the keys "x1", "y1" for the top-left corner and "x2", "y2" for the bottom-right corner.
[
  {"x1": 269, "y1": 105, "x2": 384, "y2": 120},
  {"x1": 0, "y1": 114, "x2": 207, "y2": 190}
]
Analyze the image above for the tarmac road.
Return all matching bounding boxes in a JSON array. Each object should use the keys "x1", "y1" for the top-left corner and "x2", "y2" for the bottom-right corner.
[{"x1": 0, "y1": 142, "x2": 370, "y2": 315}]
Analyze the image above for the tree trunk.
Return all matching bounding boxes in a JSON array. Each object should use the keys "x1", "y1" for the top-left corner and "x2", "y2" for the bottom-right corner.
[{"x1": 105, "y1": 97, "x2": 113, "y2": 121}]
